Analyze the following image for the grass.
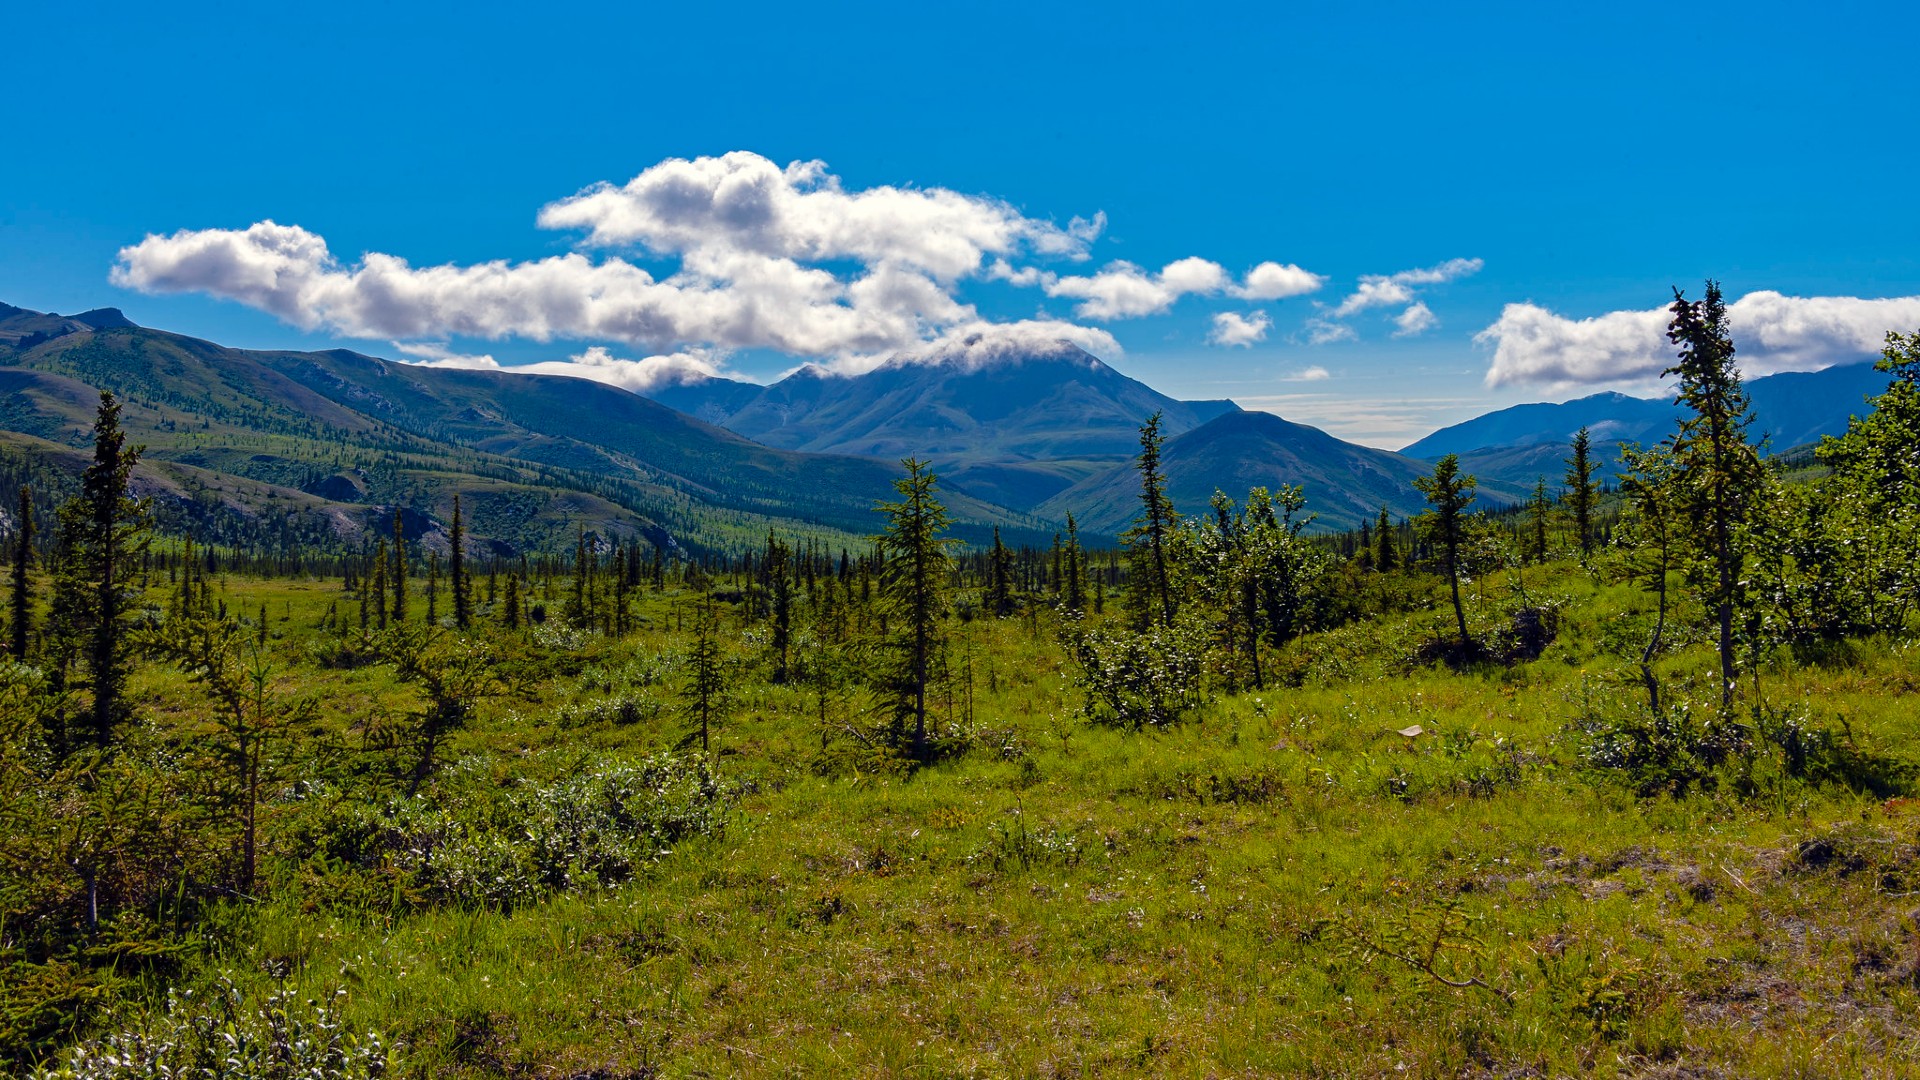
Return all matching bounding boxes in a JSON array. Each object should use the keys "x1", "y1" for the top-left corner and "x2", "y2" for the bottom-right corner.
[{"x1": 16, "y1": 558, "x2": 1920, "y2": 1077}]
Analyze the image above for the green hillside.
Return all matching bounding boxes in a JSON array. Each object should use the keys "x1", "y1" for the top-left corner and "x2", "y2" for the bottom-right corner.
[{"x1": 0, "y1": 309, "x2": 1057, "y2": 555}]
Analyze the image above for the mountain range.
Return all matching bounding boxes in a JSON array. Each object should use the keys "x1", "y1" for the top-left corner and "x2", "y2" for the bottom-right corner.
[
  {"x1": 0, "y1": 303, "x2": 1052, "y2": 556},
  {"x1": 640, "y1": 344, "x2": 1238, "y2": 512},
  {"x1": 1406, "y1": 363, "x2": 1891, "y2": 488},
  {"x1": 0, "y1": 300, "x2": 1893, "y2": 551}
]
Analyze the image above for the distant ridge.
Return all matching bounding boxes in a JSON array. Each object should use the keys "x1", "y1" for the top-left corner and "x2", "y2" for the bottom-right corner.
[
  {"x1": 638, "y1": 341, "x2": 1240, "y2": 511},
  {"x1": 0, "y1": 301, "x2": 1058, "y2": 554},
  {"x1": 1405, "y1": 363, "x2": 1890, "y2": 460},
  {"x1": 1041, "y1": 410, "x2": 1530, "y2": 535}
]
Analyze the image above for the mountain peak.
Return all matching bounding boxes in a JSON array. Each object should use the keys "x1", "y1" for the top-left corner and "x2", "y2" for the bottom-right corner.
[
  {"x1": 73, "y1": 307, "x2": 137, "y2": 330},
  {"x1": 881, "y1": 335, "x2": 1101, "y2": 375}
]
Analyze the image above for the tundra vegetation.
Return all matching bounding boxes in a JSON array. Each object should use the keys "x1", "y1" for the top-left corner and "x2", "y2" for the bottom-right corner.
[{"x1": 4, "y1": 299, "x2": 1920, "y2": 1077}]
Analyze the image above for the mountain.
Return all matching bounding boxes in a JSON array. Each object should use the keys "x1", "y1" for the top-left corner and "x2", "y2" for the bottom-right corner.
[
  {"x1": 1745, "y1": 365, "x2": 1893, "y2": 448},
  {"x1": 0, "y1": 303, "x2": 136, "y2": 347},
  {"x1": 1403, "y1": 362, "x2": 1892, "y2": 486},
  {"x1": 636, "y1": 343, "x2": 1240, "y2": 511},
  {"x1": 0, "y1": 304, "x2": 1056, "y2": 555},
  {"x1": 642, "y1": 373, "x2": 765, "y2": 425},
  {"x1": 1040, "y1": 410, "x2": 1531, "y2": 535},
  {"x1": 1401, "y1": 392, "x2": 1674, "y2": 460}
]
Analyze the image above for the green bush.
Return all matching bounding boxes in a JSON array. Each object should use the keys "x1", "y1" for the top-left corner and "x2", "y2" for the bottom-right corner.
[
  {"x1": 1063, "y1": 619, "x2": 1207, "y2": 729},
  {"x1": 30, "y1": 977, "x2": 389, "y2": 1079}
]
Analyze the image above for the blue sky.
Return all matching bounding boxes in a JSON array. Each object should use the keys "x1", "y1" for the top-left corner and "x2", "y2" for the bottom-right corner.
[{"x1": 6, "y1": 1, "x2": 1919, "y2": 447}]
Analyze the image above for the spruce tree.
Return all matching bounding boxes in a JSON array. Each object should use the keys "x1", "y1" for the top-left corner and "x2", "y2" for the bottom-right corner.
[
  {"x1": 450, "y1": 494, "x2": 470, "y2": 629},
  {"x1": 373, "y1": 538, "x2": 389, "y2": 630},
  {"x1": 1375, "y1": 506, "x2": 1398, "y2": 572},
  {"x1": 502, "y1": 570, "x2": 522, "y2": 630},
  {"x1": 1063, "y1": 513, "x2": 1085, "y2": 615},
  {"x1": 1665, "y1": 281, "x2": 1765, "y2": 706},
  {"x1": 1123, "y1": 413, "x2": 1178, "y2": 629},
  {"x1": 390, "y1": 509, "x2": 408, "y2": 624},
  {"x1": 568, "y1": 527, "x2": 588, "y2": 623},
  {"x1": 55, "y1": 392, "x2": 149, "y2": 747},
  {"x1": 765, "y1": 532, "x2": 793, "y2": 683},
  {"x1": 877, "y1": 458, "x2": 955, "y2": 760},
  {"x1": 986, "y1": 527, "x2": 1014, "y2": 617},
  {"x1": 1565, "y1": 427, "x2": 1598, "y2": 557},
  {"x1": 1414, "y1": 453, "x2": 1476, "y2": 654},
  {"x1": 9, "y1": 486, "x2": 31, "y2": 659},
  {"x1": 685, "y1": 594, "x2": 726, "y2": 754},
  {"x1": 1527, "y1": 477, "x2": 1552, "y2": 563}
]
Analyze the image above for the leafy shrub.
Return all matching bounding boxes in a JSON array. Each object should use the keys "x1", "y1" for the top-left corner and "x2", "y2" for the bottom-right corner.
[
  {"x1": 968, "y1": 809, "x2": 1085, "y2": 872},
  {"x1": 31, "y1": 977, "x2": 389, "y2": 1079},
  {"x1": 1750, "y1": 704, "x2": 1914, "y2": 798},
  {"x1": 1063, "y1": 619, "x2": 1206, "y2": 728},
  {"x1": 555, "y1": 692, "x2": 666, "y2": 729},
  {"x1": 285, "y1": 755, "x2": 736, "y2": 911},
  {"x1": 1578, "y1": 693, "x2": 1748, "y2": 798},
  {"x1": 1141, "y1": 764, "x2": 1287, "y2": 805}
]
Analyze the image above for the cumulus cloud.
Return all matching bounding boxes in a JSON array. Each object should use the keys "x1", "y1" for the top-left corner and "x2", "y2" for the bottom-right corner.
[
  {"x1": 392, "y1": 340, "x2": 734, "y2": 394},
  {"x1": 110, "y1": 151, "x2": 1325, "y2": 368},
  {"x1": 818, "y1": 318, "x2": 1121, "y2": 377},
  {"x1": 390, "y1": 341, "x2": 501, "y2": 368},
  {"x1": 534, "y1": 151, "x2": 1101, "y2": 280},
  {"x1": 1284, "y1": 365, "x2": 1332, "y2": 381},
  {"x1": 1298, "y1": 257, "x2": 1481, "y2": 343},
  {"x1": 1477, "y1": 290, "x2": 1920, "y2": 389},
  {"x1": 1041, "y1": 258, "x2": 1323, "y2": 321},
  {"x1": 1234, "y1": 261, "x2": 1325, "y2": 301},
  {"x1": 1392, "y1": 301, "x2": 1438, "y2": 338},
  {"x1": 1044, "y1": 257, "x2": 1231, "y2": 319},
  {"x1": 1208, "y1": 310, "x2": 1271, "y2": 347},
  {"x1": 112, "y1": 219, "x2": 964, "y2": 357},
  {"x1": 110, "y1": 154, "x2": 1121, "y2": 366}
]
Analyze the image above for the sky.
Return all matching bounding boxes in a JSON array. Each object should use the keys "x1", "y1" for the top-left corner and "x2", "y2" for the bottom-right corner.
[{"x1": 6, "y1": 1, "x2": 1920, "y2": 449}]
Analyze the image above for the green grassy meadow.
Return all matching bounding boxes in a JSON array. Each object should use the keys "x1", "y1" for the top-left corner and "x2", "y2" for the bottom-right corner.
[{"x1": 12, "y1": 553, "x2": 1919, "y2": 1079}]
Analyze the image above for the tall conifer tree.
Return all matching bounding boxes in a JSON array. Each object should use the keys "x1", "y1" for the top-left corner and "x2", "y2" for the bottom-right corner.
[
  {"x1": 55, "y1": 392, "x2": 148, "y2": 746},
  {"x1": 9, "y1": 486, "x2": 31, "y2": 658},
  {"x1": 877, "y1": 459, "x2": 954, "y2": 760},
  {"x1": 1124, "y1": 413, "x2": 1178, "y2": 629},
  {"x1": 1414, "y1": 454, "x2": 1476, "y2": 653},
  {"x1": 1375, "y1": 506, "x2": 1397, "y2": 572},
  {"x1": 1565, "y1": 427, "x2": 1599, "y2": 557},
  {"x1": 1665, "y1": 281, "x2": 1765, "y2": 706},
  {"x1": 390, "y1": 509, "x2": 408, "y2": 623},
  {"x1": 450, "y1": 494, "x2": 470, "y2": 629}
]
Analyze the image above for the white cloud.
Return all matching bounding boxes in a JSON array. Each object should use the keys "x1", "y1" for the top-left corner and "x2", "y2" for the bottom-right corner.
[
  {"x1": 1044, "y1": 257, "x2": 1230, "y2": 319},
  {"x1": 1332, "y1": 257, "x2": 1482, "y2": 318},
  {"x1": 110, "y1": 155, "x2": 1118, "y2": 365},
  {"x1": 108, "y1": 152, "x2": 1324, "y2": 367},
  {"x1": 534, "y1": 151, "x2": 1099, "y2": 281},
  {"x1": 1391, "y1": 301, "x2": 1438, "y2": 338},
  {"x1": 114, "y1": 219, "x2": 1019, "y2": 359},
  {"x1": 818, "y1": 319, "x2": 1121, "y2": 377},
  {"x1": 1233, "y1": 261, "x2": 1325, "y2": 301},
  {"x1": 984, "y1": 259, "x2": 1052, "y2": 287},
  {"x1": 391, "y1": 340, "x2": 735, "y2": 394},
  {"x1": 1304, "y1": 315, "x2": 1356, "y2": 345},
  {"x1": 1390, "y1": 257, "x2": 1485, "y2": 287},
  {"x1": 390, "y1": 341, "x2": 500, "y2": 368},
  {"x1": 1477, "y1": 290, "x2": 1920, "y2": 389},
  {"x1": 1284, "y1": 365, "x2": 1332, "y2": 381},
  {"x1": 1042, "y1": 257, "x2": 1323, "y2": 321},
  {"x1": 1208, "y1": 310, "x2": 1271, "y2": 347}
]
